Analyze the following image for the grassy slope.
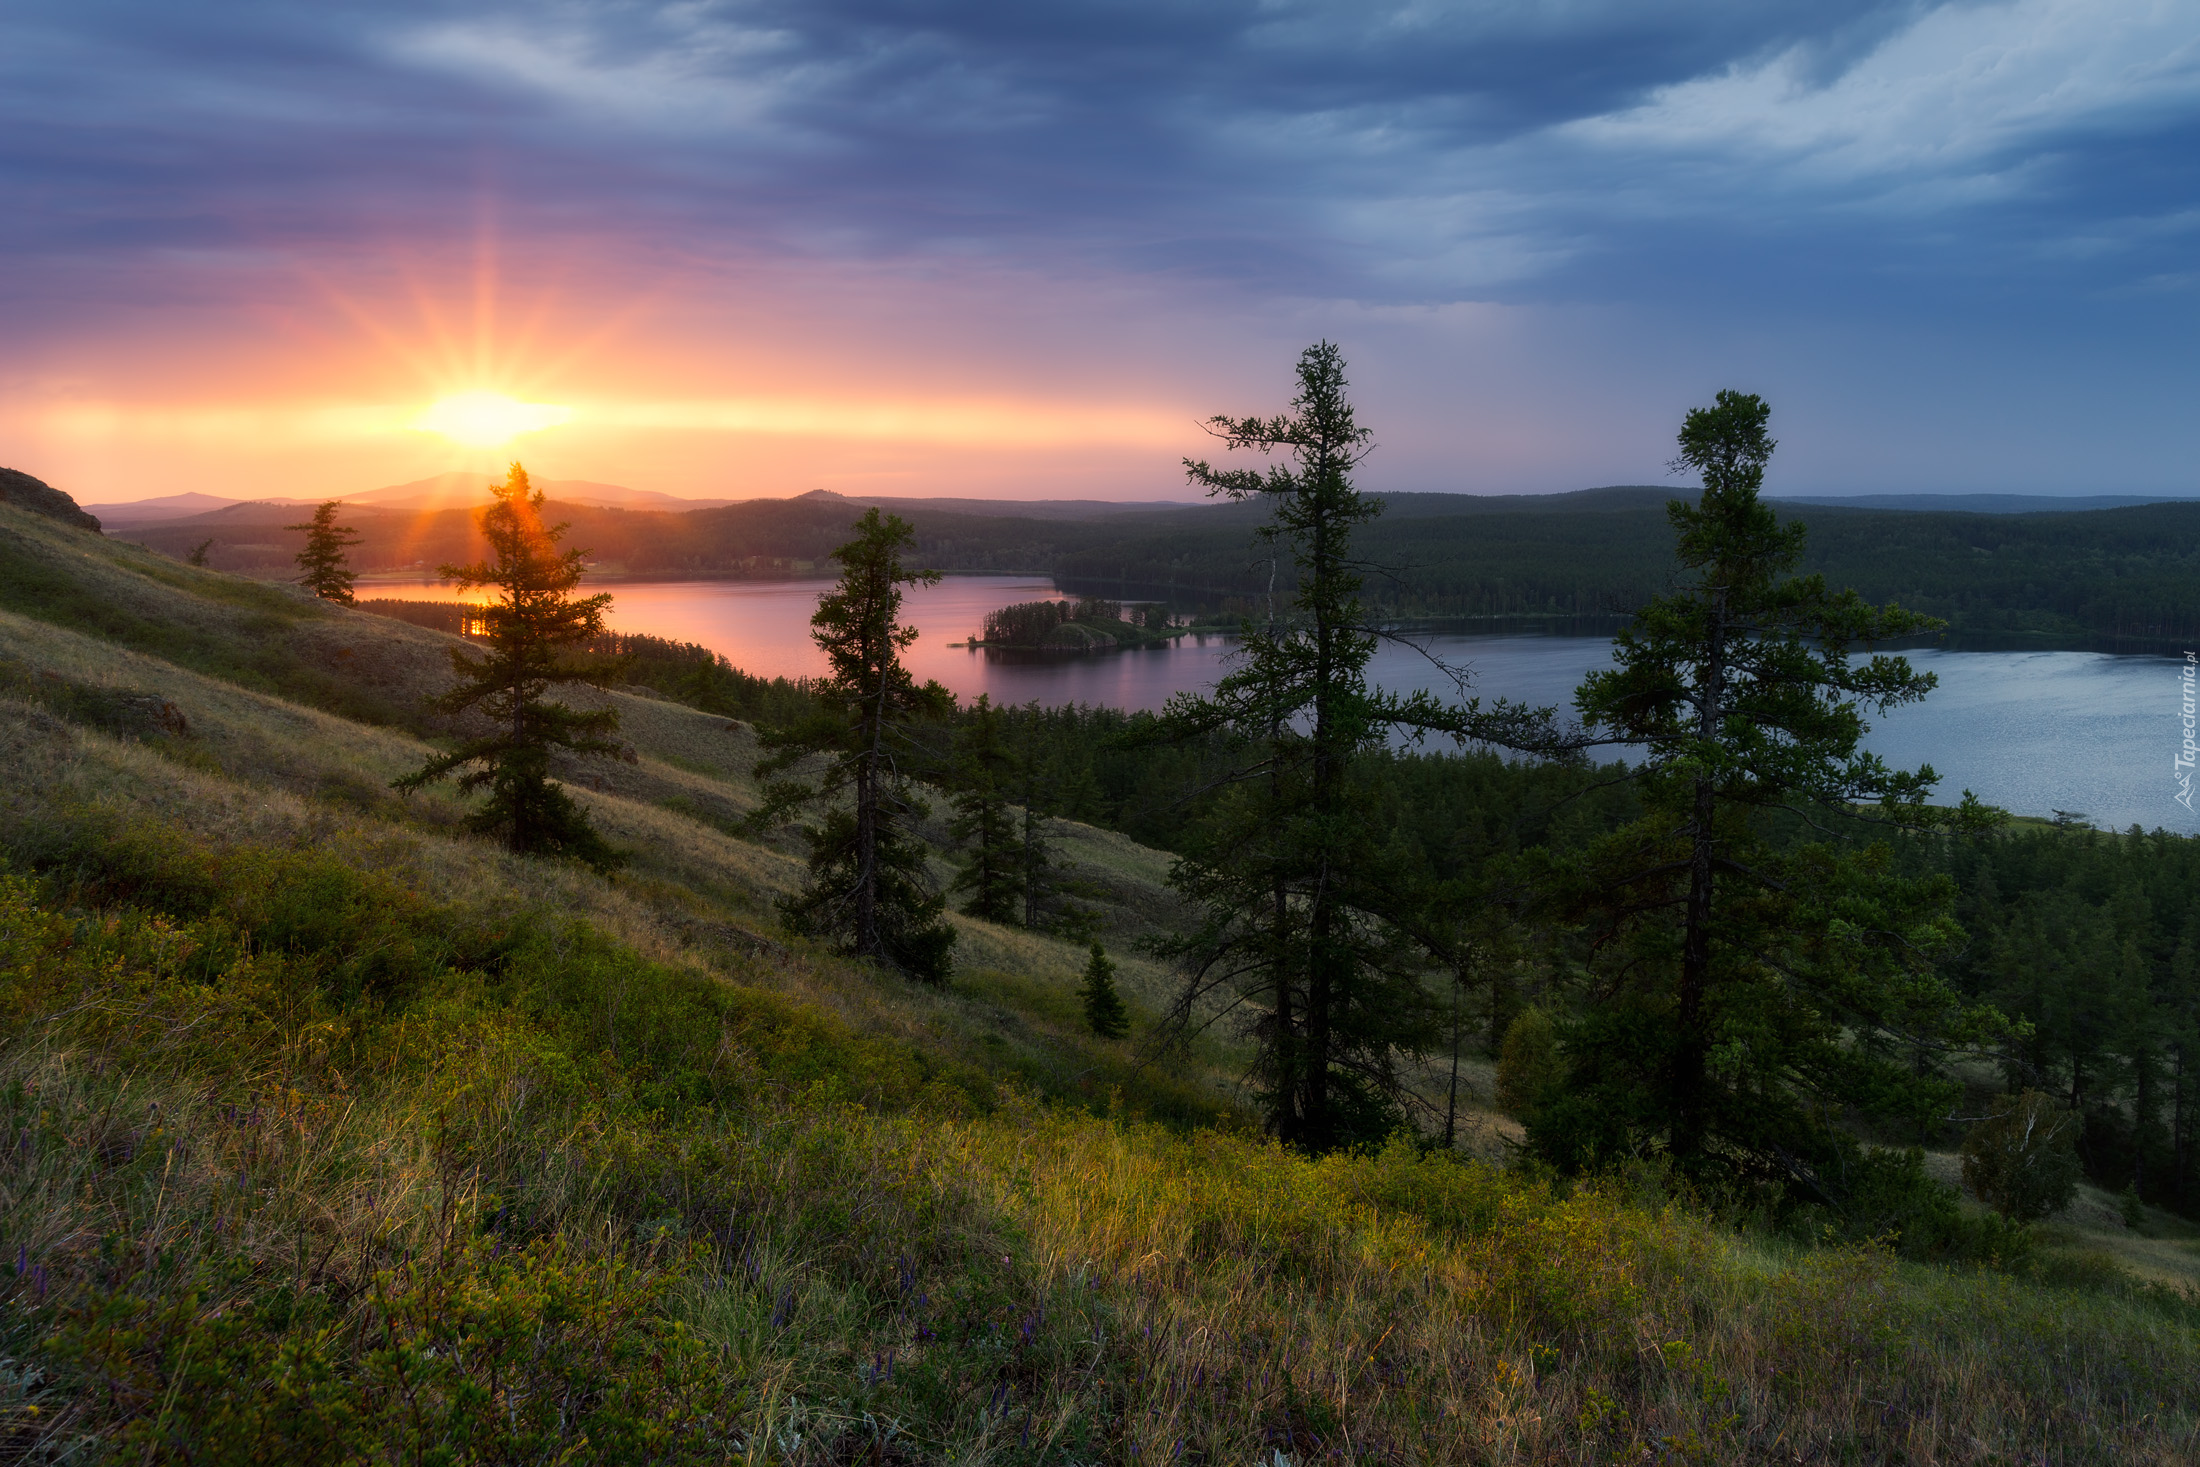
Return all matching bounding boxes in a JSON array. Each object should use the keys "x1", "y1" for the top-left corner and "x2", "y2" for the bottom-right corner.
[
  {"x1": 2, "y1": 502, "x2": 2197, "y2": 1463},
  {"x1": 0, "y1": 505, "x2": 1205, "y2": 1101}
]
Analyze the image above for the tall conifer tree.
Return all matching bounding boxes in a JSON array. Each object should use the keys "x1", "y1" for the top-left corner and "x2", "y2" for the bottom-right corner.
[
  {"x1": 1544, "y1": 391, "x2": 1999, "y2": 1189},
  {"x1": 756, "y1": 509, "x2": 957, "y2": 983},
  {"x1": 1158, "y1": 343, "x2": 1550, "y2": 1149},
  {"x1": 393, "y1": 464, "x2": 624, "y2": 872},
  {"x1": 1012, "y1": 749, "x2": 1062, "y2": 930}
]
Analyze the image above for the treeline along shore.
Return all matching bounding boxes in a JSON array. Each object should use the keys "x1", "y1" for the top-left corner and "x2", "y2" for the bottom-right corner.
[{"x1": 116, "y1": 483, "x2": 2200, "y2": 646}]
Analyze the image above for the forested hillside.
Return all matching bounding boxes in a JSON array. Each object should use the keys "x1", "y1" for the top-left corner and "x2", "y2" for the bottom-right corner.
[{"x1": 118, "y1": 481, "x2": 2200, "y2": 644}]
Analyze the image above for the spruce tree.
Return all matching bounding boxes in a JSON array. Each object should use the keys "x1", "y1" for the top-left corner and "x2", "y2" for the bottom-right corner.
[
  {"x1": 949, "y1": 694, "x2": 1021, "y2": 923},
  {"x1": 755, "y1": 509, "x2": 957, "y2": 983},
  {"x1": 1080, "y1": 942, "x2": 1130, "y2": 1039},
  {"x1": 1543, "y1": 391, "x2": 2000, "y2": 1191},
  {"x1": 392, "y1": 464, "x2": 625, "y2": 873},
  {"x1": 287, "y1": 499, "x2": 364, "y2": 603}
]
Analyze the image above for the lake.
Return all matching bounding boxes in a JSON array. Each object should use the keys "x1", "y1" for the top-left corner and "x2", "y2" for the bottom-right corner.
[{"x1": 366, "y1": 573, "x2": 2200, "y2": 833}]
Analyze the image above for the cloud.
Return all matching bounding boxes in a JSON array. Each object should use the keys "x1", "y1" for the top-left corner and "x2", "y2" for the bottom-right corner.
[
  {"x1": 27, "y1": 0, "x2": 2157, "y2": 305},
  {"x1": 1565, "y1": 0, "x2": 2200, "y2": 193},
  {"x1": 5, "y1": 0, "x2": 2199, "y2": 505}
]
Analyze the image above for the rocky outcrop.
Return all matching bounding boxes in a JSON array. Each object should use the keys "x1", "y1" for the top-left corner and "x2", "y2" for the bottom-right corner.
[{"x1": 0, "y1": 468, "x2": 101, "y2": 532}]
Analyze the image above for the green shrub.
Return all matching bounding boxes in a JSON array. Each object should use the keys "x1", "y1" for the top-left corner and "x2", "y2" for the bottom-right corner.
[
  {"x1": 1811, "y1": 1144, "x2": 2033, "y2": 1264},
  {"x1": 2, "y1": 808, "x2": 947, "y2": 1115},
  {"x1": 1495, "y1": 1006, "x2": 1561, "y2": 1121},
  {"x1": 47, "y1": 1238, "x2": 739, "y2": 1464},
  {"x1": 1962, "y1": 1091, "x2": 2083, "y2": 1223}
]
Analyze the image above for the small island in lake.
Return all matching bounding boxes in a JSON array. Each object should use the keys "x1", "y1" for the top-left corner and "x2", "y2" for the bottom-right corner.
[{"x1": 968, "y1": 596, "x2": 1181, "y2": 651}]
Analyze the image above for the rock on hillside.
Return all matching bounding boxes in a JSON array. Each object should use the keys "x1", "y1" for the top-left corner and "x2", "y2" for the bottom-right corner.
[{"x1": 0, "y1": 468, "x2": 100, "y2": 532}]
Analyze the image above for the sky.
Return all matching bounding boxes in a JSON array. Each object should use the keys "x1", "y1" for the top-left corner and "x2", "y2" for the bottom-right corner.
[{"x1": 4, "y1": 0, "x2": 2197, "y2": 504}]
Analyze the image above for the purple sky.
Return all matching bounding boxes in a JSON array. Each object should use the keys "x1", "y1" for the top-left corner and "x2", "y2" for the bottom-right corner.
[{"x1": 5, "y1": 0, "x2": 2198, "y2": 503}]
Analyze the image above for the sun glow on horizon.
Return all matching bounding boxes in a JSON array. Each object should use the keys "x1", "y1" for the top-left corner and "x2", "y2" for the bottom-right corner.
[{"x1": 413, "y1": 392, "x2": 571, "y2": 446}]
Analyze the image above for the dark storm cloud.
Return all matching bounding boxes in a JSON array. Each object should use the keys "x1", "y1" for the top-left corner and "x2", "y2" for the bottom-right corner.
[{"x1": 4, "y1": 0, "x2": 2199, "y2": 306}]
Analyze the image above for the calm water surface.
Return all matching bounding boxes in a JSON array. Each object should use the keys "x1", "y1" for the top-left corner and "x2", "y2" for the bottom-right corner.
[{"x1": 370, "y1": 575, "x2": 2198, "y2": 833}]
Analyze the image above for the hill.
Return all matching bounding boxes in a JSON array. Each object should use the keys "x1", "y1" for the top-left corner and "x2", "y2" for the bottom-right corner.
[
  {"x1": 2, "y1": 498, "x2": 2197, "y2": 1460},
  {"x1": 0, "y1": 467, "x2": 100, "y2": 533},
  {"x1": 83, "y1": 473, "x2": 741, "y2": 528},
  {"x1": 1773, "y1": 492, "x2": 2200, "y2": 514},
  {"x1": 93, "y1": 479, "x2": 2200, "y2": 644}
]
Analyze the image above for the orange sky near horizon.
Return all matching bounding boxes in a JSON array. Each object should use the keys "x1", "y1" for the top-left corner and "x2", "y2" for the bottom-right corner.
[
  {"x1": 0, "y1": 244, "x2": 1312, "y2": 506},
  {"x1": 10, "y1": 1, "x2": 2200, "y2": 514}
]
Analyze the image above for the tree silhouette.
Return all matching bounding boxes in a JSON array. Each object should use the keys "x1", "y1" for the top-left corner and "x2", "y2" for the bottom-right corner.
[
  {"x1": 1541, "y1": 391, "x2": 2000, "y2": 1189},
  {"x1": 1157, "y1": 343, "x2": 1552, "y2": 1149},
  {"x1": 392, "y1": 464, "x2": 624, "y2": 873},
  {"x1": 755, "y1": 509, "x2": 956, "y2": 982},
  {"x1": 287, "y1": 500, "x2": 364, "y2": 603}
]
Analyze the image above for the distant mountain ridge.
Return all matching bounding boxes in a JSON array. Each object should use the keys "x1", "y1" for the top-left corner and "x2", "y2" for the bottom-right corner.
[
  {"x1": 1771, "y1": 492, "x2": 2200, "y2": 514},
  {"x1": 790, "y1": 489, "x2": 1201, "y2": 520},
  {"x1": 81, "y1": 480, "x2": 1678, "y2": 530},
  {"x1": 83, "y1": 474, "x2": 741, "y2": 526}
]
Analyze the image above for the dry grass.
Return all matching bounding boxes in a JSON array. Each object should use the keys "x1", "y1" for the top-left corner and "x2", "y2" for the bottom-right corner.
[
  {"x1": 946, "y1": 1111, "x2": 2200, "y2": 1464},
  {"x1": 4, "y1": 902, "x2": 2192, "y2": 1464},
  {"x1": 0, "y1": 693, "x2": 1238, "y2": 1129},
  {"x1": 0, "y1": 507, "x2": 1258, "y2": 1121}
]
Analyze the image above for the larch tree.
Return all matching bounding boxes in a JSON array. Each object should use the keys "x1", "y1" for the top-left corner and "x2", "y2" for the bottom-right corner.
[
  {"x1": 755, "y1": 509, "x2": 957, "y2": 983},
  {"x1": 287, "y1": 500, "x2": 364, "y2": 603},
  {"x1": 1543, "y1": 390, "x2": 2001, "y2": 1192},
  {"x1": 1157, "y1": 342, "x2": 1552, "y2": 1150},
  {"x1": 392, "y1": 463, "x2": 625, "y2": 873}
]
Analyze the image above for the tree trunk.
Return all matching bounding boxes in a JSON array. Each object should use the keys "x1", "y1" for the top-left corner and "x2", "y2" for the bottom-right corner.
[
  {"x1": 1021, "y1": 801, "x2": 1040, "y2": 929},
  {"x1": 1306, "y1": 881, "x2": 1334, "y2": 1146},
  {"x1": 1261, "y1": 553, "x2": 1301, "y2": 1143},
  {"x1": 1272, "y1": 873, "x2": 1298, "y2": 1143},
  {"x1": 2135, "y1": 1040, "x2": 2156, "y2": 1197},
  {"x1": 1444, "y1": 969, "x2": 1464, "y2": 1149},
  {"x1": 1303, "y1": 492, "x2": 1338, "y2": 1147},
  {"x1": 854, "y1": 608, "x2": 888, "y2": 961},
  {"x1": 1674, "y1": 588, "x2": 1726, "y2": 1165},
  {"x1": 509, "y1": 632, "x2": 530, "y2": 855}
]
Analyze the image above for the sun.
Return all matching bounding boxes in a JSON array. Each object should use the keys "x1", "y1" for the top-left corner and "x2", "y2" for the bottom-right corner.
[{"x1": 414, "y1": 392, "x2": 572, "y2": 447}]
